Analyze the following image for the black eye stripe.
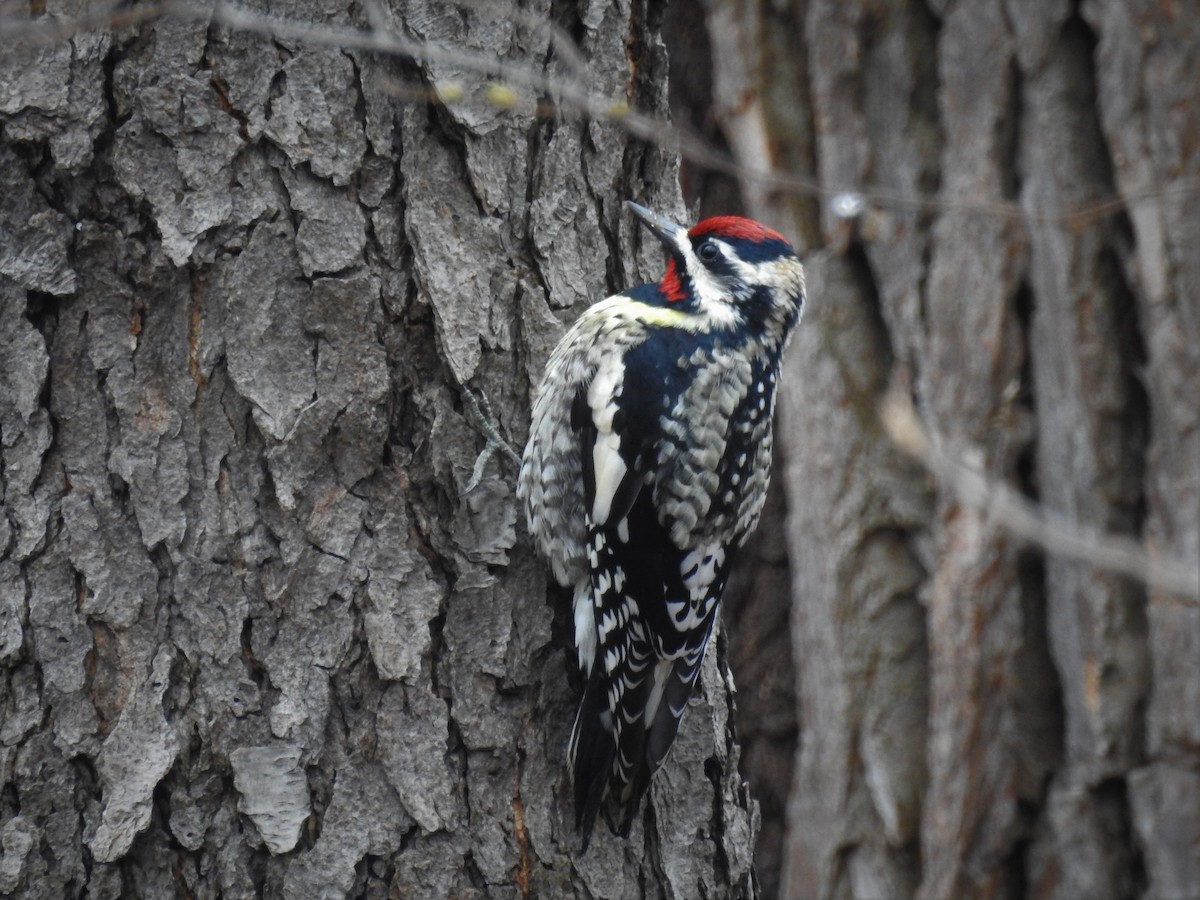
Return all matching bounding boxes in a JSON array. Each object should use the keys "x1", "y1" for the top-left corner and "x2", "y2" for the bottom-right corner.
[{"x1": 697, "y1": 241, "x2": 720, "y2": 261}]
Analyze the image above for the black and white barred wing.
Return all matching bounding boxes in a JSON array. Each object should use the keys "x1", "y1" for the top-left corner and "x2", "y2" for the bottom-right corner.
[{"x1": 567, "y1": 346, "x2": 731, "y2": 847}]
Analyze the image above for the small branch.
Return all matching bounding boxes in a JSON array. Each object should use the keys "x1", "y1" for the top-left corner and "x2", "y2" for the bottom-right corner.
[
  {"x1": 3, "y1": 1, "x2": 1197, "y2": 229},
  {"x1": 284, "y1": 397, "x2": 322, "y2": 442},
  {"x1": 880, "y1": 389, "x2": 1199, "y2": 603}
]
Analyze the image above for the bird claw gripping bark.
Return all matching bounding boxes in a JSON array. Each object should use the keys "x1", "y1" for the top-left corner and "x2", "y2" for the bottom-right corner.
[
  {"x1": 517, "y1": 200, "x2": 806, "y2": 849},
  {"x1": 459, "y1": 385, "x2": 521, "y2": 495}
]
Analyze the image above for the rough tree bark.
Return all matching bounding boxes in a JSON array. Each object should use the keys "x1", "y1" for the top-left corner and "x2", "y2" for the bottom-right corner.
[
  {"x1": 699, "y1": 1, "x2": 1199, "y2": 898},
  {"x1": 0, "y1": 2, "x2": 758, "y2": 897}
]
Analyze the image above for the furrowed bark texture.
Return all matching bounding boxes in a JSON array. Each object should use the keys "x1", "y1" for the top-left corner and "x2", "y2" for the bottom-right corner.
[
  {"x1": 701, "y1": 1, "x2": 1199, "y2": 898},
  {"x1": 659, "y1": 6, "x2": 797, "y2": 900},
  {"x1": 0, "y1": 2, "x2": 757, "y2": 897}
]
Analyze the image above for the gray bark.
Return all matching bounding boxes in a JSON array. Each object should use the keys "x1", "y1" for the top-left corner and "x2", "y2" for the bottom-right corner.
[
  {"x1": 0, "y1": 2, "x2": 757, "y2": 897},
  {"x1": 698, "y1": 1, "x2": 1198, "y2": 898}
]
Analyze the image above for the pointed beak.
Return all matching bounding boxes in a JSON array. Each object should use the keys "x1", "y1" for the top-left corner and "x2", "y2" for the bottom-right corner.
[{"x1": 626, "y1": 201, "x2": 686, "y2": 249}]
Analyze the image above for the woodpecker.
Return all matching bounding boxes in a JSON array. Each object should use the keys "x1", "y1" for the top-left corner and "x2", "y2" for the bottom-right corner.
[{"x1": 517, "y1": 201, "x2": 805, "y2": 849}]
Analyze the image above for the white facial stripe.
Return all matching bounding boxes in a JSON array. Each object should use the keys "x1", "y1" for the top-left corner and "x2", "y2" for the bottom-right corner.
[
  {"x1": 686, "y1": 233, "x2": 801, "y2": 298},
  {"x1": 719, "y1": 244, "x2": 789, "y2": 295},
  {"x1": 728, "y1": 252, "x2": 764, "y2": 284},
  {"x1": 672, "y1": 234, "x2": 743, "y2": 329}
]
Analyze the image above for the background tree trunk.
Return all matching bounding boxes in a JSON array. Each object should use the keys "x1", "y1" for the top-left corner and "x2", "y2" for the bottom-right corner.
[
  {"x1": 0, "y1": 2, "x2": 757, "y2": 897},
  {"x1": 687, "y1": 1, "x2": 1198, "y2": 898},
  {"x1": 4, "y1": 2, "x2": 1198, "y2": 899}
]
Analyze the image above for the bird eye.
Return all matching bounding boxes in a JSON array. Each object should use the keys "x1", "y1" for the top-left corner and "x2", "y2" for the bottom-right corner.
[{"x1": 697, "y1": 241, "x2": 720, "y2": 262}]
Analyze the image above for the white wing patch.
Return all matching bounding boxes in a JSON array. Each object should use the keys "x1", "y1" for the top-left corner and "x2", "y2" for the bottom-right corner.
[
  {"x1": 591, "y1": 431, "x2": 626, "y2": 525},
  {"x1": 587, "y1": 354, "x2": 629, "y2": 526}
]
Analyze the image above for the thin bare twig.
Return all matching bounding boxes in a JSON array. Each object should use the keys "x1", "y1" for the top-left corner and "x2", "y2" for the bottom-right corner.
[
  {"x1": 880, "y1": 390, "x2": 1199, "y2": 603},
  {"x1": 2, "y1": 0, "x2": 1197, "y2": 231}
]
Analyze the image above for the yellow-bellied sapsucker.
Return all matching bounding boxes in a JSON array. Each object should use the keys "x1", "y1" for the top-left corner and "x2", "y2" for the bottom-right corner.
[{"x1": 517, "y1": 201, "x2": 806, "y2": 849}]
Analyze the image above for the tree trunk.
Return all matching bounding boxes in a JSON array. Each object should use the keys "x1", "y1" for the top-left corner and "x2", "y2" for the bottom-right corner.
[
  {"x1": 696, "y1": 1, "x2": 1199, "y2": 898},
  {"x1": 0, "y1": 2, "x2": 757, "y2": 897}
]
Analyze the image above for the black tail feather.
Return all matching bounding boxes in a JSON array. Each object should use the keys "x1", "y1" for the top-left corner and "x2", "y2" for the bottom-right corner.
[
  {"x1": 571, "y1": 647, "x2": 709, "y2": 849},
  {"x1": 569, "y1": 663, "x2": 615, "y2": 851},
  {"x1": 646, "y1": 649, "x2": 706, "y2": 772},
  {"x1": 609, "y1": 650, "x2": 706, "y2": 837}
]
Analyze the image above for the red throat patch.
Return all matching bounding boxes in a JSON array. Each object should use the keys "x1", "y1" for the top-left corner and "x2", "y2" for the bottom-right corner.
[
  {"x1": 660, "y1": 258, "x2": 687, "y2": 302},
  {"x1": 690, "y1": 216, "x2": 788, "y2": 244}
]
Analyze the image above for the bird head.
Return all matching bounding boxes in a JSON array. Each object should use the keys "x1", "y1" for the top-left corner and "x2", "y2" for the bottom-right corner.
[{"x1": 626, "y1": 201, "x2": 805, "y2": 334}]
